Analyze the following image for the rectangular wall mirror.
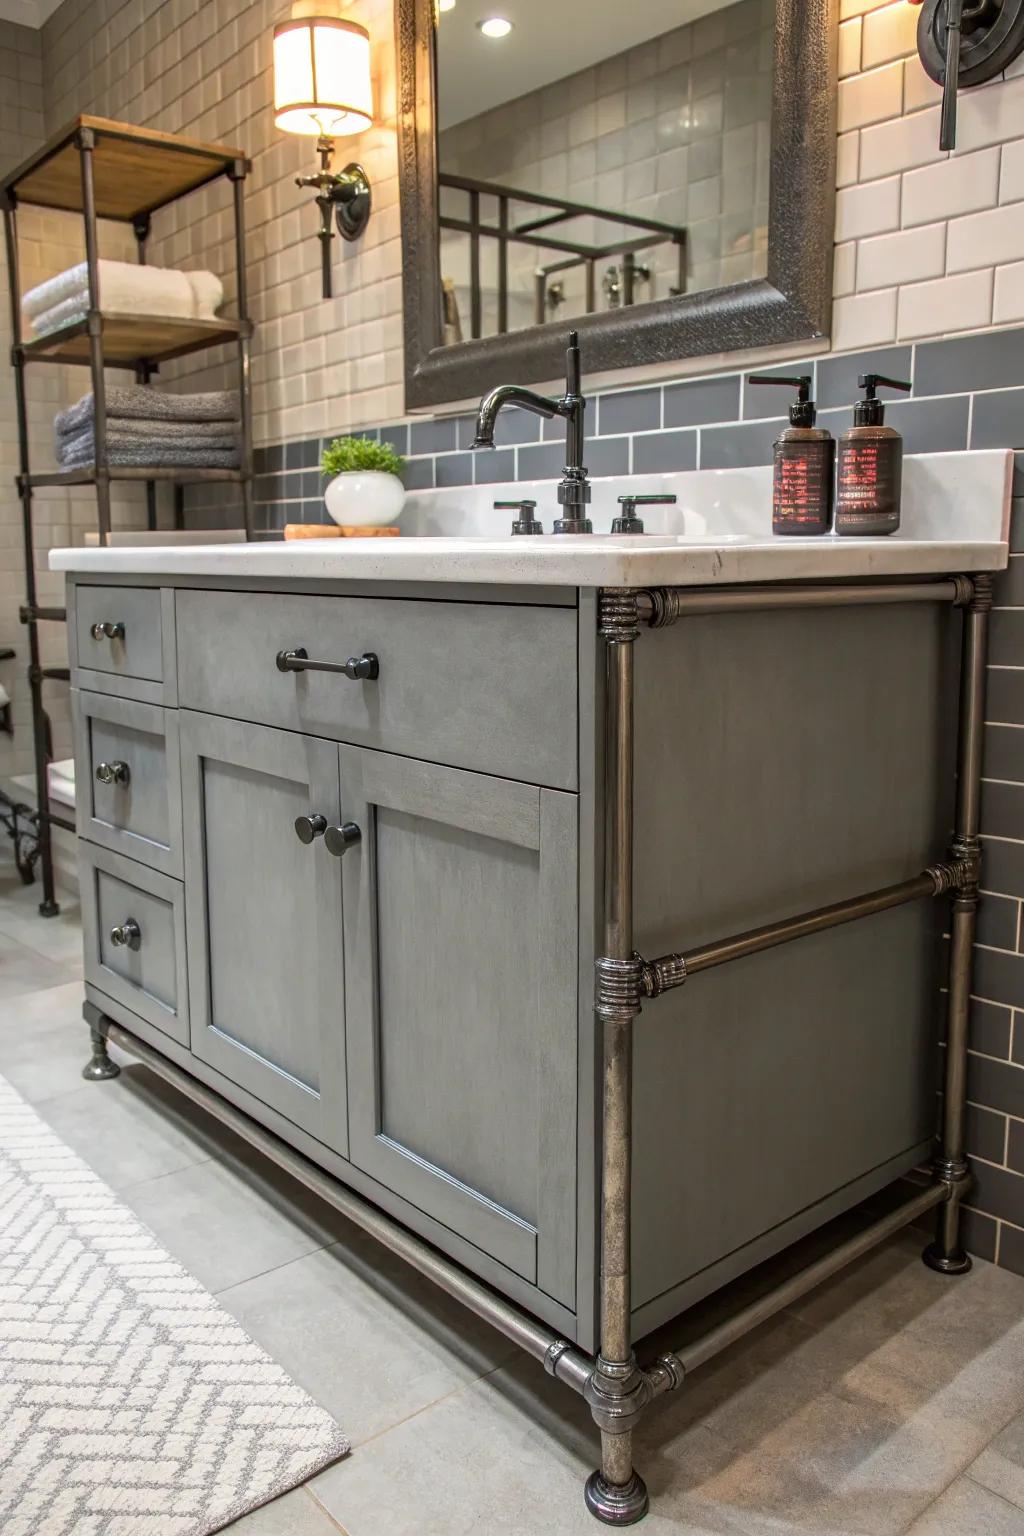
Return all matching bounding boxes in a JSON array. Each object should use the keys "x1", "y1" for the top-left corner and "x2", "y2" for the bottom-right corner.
[{"x1": 397, "y1": 0, "x2": 839, "y2": 410}]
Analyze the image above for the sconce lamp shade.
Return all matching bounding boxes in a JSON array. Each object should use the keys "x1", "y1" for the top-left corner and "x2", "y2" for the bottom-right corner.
[{"x1": 273, "y1": 16, "x2": 372, "y2": 137}]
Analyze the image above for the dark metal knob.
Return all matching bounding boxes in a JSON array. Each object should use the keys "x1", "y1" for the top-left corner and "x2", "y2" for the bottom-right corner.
[
  {"x1": 324, "y1": 822, "x2": 361, "y2": 857},
  {"x1": 95, "y1": 760, "x2": 130, "y2": 787},
  {"x1": 90, "y1": 620, "x2": 125, "y2": 640},
  {"x1": 110, "y1": 917, "x2": 141, "y2": 949},
  {"x1": 295, "y1": 814, "x2": 327, "y2": 844},
  {"x1": 611, "y1": 493, "x2": 677, "y2": 535},
  {"x1": 343, "y1": 653, "x2": 379, "y2": 680}
]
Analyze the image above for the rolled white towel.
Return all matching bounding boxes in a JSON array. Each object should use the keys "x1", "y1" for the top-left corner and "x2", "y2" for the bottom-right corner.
[
  {"x1": 0, "y1": 682, "x2": 9, "y2": 709},
  {"x1": 22, "y1": 260, "x2": 223, "y2": 326}
]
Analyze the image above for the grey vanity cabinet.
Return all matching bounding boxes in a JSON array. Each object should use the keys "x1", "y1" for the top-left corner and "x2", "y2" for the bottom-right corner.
[
  {"x1": 179, "y1": 711, "x2": 351, "y2": 1154},
  {"x1": 338, "y1": 745, "x2": 579, "y2": 1307}
]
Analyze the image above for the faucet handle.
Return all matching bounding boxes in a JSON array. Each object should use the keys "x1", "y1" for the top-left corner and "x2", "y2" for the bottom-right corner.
[
  {"x1": 494, "y1": 499, "x2": 543, "y2": 536},
  {"x1": 611, "y1": 493, "x2": 677, "y2": 534}
]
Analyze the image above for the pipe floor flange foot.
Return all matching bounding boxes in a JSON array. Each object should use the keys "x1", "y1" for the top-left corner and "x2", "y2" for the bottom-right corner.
[
  {"x1": 82, "y1": 1052, "x2": 120, "y2": 1082},
  {"x1": 584, "y1": 1471, "x2": 649, "y2": 1525},
  {"x1": 38, "y1": 899, "x2": 60, "y2": 918},
  {"x1": 922, "y1": 1243, "x2": 972, "y2": 1276}
]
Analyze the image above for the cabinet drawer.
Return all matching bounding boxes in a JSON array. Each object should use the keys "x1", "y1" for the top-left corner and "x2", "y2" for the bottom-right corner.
[
  {"x1": 175, "y1": 589, "x2": 577, "y2": 789},
  {"x1": 73, "y1": 584, "x2": 175, "y2": 704},
  {"x1": 72, "y1": 690, "x2": 182, "y2": 877},
  {"x1": 80, "y1": 843, "x2": 188, "y2": 1048}
]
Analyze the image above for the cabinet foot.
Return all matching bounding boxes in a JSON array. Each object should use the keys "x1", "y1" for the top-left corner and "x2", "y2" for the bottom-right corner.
[
  {"x1": 583, "y1": 1470, "x2": 649, "y2": 1525},
  {"x1": 82, "y1": 1024, "x2": 120, "y2": 1081},
  {"x1": 922, "y1": 1242, "x2": 972, "y2": 1275}
]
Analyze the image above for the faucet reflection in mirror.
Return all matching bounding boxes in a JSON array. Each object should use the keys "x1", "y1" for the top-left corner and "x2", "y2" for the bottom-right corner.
[{"x1": 272, "y1": 9, "x2": 374, "y2": 298}]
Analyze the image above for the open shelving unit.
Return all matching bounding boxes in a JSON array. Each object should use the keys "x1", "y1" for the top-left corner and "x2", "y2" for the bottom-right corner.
[{"x1": 0, "y1": 115, "x2": 255, "y2": 915}]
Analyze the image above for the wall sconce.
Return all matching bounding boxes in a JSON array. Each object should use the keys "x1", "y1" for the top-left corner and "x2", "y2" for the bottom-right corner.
[
  {"x1": 273, "y1": 14, "x2": 374, "y2": 298},
  {"x1": 910, "y1": 0, "x2": 1024, "y2": 150}
]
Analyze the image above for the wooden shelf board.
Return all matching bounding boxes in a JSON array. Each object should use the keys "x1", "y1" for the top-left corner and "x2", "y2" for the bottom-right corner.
[
  {"x1": 21, "y1": 312, "x2": 247, "y2": 367},
  {"x1": 28, "y1": 467, "x2": 247, "y2": 487},
  {"x1": 2, "y1": 116, "x2": 248, "y2": 221}
]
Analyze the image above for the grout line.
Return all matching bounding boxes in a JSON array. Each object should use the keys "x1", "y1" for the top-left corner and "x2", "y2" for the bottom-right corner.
[
  {"x1": 300, "y1": 1484, "x2": 353, "y2": 1536},
  {"x1": 963, "y1": 1472, "x2": 1024, "y2": 1523}
]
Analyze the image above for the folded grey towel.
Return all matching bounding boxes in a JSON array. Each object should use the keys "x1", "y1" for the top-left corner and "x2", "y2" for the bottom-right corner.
[
  {"x1": 59, "y1": 438, "x2": 240, "y2": 471},
  {"x1": 56, "y1": 386, "x2": 240, "y2": 437},
  {"x1": 58, "y1": 423, "x2": 238, "y2": 462},
  {"x1": 61, "y1": 417, "x2": 240, "y2": 444}
]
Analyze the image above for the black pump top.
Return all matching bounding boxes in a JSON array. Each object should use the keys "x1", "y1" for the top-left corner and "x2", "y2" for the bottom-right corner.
[
  {"x1": 854, "y1": 373, "x2": 911, "y2": 426},
  {"x1": 748, "y1": 373, "x2": 817, "y2": 427}
]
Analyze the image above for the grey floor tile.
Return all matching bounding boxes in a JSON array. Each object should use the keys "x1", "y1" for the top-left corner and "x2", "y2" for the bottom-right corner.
[
  {"x1": 0, "y1": 928, "x2": 79, "y2": 1001},
  {"x1": 219, "y1": 1233, "x2": 517, "y2": 1447},
  {"x1": 906, "y1": 1477, "x2": 1024, "y2": 1533},
  {"x1": 0, "y1": 871, "x2": 84, "y2": 967},
  {"x1": 969, "y1": 1410, "x2": 1024, "y2": 1512},
  {"x1": 0, "y1": 978, "x2": 99, "y2": 1102},
  {"x1": 120, "y1": 1140, "x2": 350, "y2": 1293},
  {"x1": 31, "y1": 1059, "x2": 238, "y2": 1190},
  {"x1": 221, "y1": 1485, "x2": 348, "y2": 1534}
]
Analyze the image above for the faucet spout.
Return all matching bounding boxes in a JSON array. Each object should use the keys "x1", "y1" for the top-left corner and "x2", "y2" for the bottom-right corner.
[{"x1": 471, "y1": 384, "x2": 565, "y2": 449}]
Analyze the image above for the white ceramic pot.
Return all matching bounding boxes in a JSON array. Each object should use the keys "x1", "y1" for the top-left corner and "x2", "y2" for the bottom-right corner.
[{"x1": 324, "y1": 470, "x2": 405, "y2": 527}]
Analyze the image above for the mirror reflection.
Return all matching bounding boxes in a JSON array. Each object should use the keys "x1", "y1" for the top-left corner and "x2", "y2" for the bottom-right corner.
[{"x1": 435, "y1": 0, "x2": 773, "y2": 345}]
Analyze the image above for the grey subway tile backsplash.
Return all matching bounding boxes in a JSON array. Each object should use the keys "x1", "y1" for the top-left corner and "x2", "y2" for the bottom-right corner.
[
  {"x1": 967, "y1": 1103, "x2": 1008, "y2": 1166},
  {"x1": 1010, "y1": 1120, "x2": 1024, "y2": 1175},
  {"x1": 969, "y1": 1159, "x2": 1024, "y2": 1228},
  {"x1": 473, "y1": 448, "x2": 517, "y2": 484},
  {"x1": 632, "y1": 429, "x2": 698, "y2": 474},
  {"x1": 664, "y1": 372, "x2": 740, "y2": 427},
  {"x1": 973, "y1": 945, "x2": 1024, "y2": 1010},
  {"x1": 380, "y1": 423, "x2": 410, "y2": 454},
  {"x1": 983, "y1": 725, "x2": 1024, "y2": 784},
  {"x1": 977, "y1": 894, "x2": 1019, "y2": 953},
  {"x1": 402, "y1": 457, "x2": 434, "y2": 490},
  {"x1": 990, "y1": 610, "x2": 1024, "y2": 668},
  {"x1": 586, "y1": 437, "x2": 631, "y2": 477},
  {"x1": 492, "y1": 408, "x2": 543, "y2": 447},
  {"x1": 518, "y1": 441, "x2": 569, "y2": 480},
  {"x1": 981, "y1": 835, "x2": 1024, "y2": 899},
  {"x1": 966, "y1": 1051, "x2": 1024, "y2": 1120},
  {"x1": 885, "y1": 395, "x2": 971, "y2": 455},
  {"x1": 971, "y1": 389, "x2": 1024, "y2": 451},
  {"x1": 285, "y1": 437, "x2": 319, "y2": 469},
  {"x1": 435, "y1": 452, "x2": 474, "y2": 487},
  {"x1": 966, "y1": 999, "x2": 1014, "y2": 1061},
  {"x1": 1002, "y1": 1223, "x2": 1024, "y2": 1278},
  {"x1": 959, "y1": 1208, "x2": 999, "y2": 1264},
  {"x1": 816, "y1": 346, "x2": 913, "y2": 409},
  {"x1": 916, "y1": 328, "x2": 1024, "y2": 397},
  {"x1": 598, "y1": 387, "x2": 662, "y2": 436},
  {"x1": 700, "y1": 415, "x2": 781, "y2": 469},
  {"x1": 410, "y1": 418, "x2": 457, "y2": 455},
  {"x1": 981, "y1": 777, "x2": 1024, "y2": 839},
  {"x1": 995, "y1": 557, "x2": 1024, "y2": 608}
]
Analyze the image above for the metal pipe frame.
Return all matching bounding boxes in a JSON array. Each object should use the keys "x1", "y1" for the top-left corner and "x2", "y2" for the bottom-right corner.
[
  {"x1": 229, "y1": 160, "x2": 255, "y2": 543},
  {"x1": 80, "y1": 568, "x2": 992, "y2": 1526}
]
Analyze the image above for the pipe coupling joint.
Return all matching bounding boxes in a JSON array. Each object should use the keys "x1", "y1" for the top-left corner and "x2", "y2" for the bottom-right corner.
[
  {"x1": 933, "y1": 1156, "x2": 971, "y2": 1200},
  {"x1": 950, "y1": 574, "x2": 975, "y2": 608},
  {"x1": 640, "y1": 952, "x2": 687, "y2": 997},
  {"x1": 584, "y1": 1355, "x2": 653, "y2": 1435},
  {"x1": 644, "y1": 587, "x2": 682, "y2": 629},
  {"x1": 598, "y1": 588, "x2": 642, "y2": 641},
  {"x1": 543, "y1": 1339, "x2": 576, "y2": 1378},
  {"x1": 647, "y1": 1352, "x2": 686, "y2": 1396},
  {"x1": 968, "y1": 573, "x2": 994, "y2": 613},
  {"x1": 595, "y1": 954, "x2": 644, "y2": 1021}
]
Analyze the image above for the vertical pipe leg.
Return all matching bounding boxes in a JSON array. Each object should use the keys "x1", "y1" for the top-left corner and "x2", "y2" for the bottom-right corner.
[
  {"x1": 82, "y1": 1021, "x2": 120, "y2": 1082},
  {"x1": 229, "y1": 162, "x2": 254, "y2": 543},
  {"x1": 584, "y1": 591, "x2": 651, "y2": 1526},
  {"x1": 924, "y1": 573, "x2": 992, "y2": 1275}
]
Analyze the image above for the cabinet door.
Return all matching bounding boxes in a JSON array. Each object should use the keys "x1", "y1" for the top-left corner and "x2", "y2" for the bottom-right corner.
[
  {"x1": 180, "y1": 711, "x2": 349, "y2": 1154},
  {"x1": 339, "y1": 745, "x2": 578, "y2": 1307}
]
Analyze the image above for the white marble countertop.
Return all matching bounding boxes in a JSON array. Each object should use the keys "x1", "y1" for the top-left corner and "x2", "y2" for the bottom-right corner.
[{"x1": 50, "y1": 449, "x2": 1013, "y2": 587}]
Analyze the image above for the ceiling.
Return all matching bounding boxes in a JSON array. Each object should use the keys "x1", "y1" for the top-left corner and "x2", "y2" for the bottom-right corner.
[
  {"x1": 0, "y1": 0, "x2": 63, "y2": 26},
  {"x1": 436, "y1": 0, "x2": 738, "y2": 129}
]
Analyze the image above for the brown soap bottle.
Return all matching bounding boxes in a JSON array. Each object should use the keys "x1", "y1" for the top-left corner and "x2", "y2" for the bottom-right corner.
[
  {"x1": 747, "y1": 374, "x2": 834, "y2": 536},
  {"x1": 834, "y1": 373, "x2": 911, "y2": 536}
]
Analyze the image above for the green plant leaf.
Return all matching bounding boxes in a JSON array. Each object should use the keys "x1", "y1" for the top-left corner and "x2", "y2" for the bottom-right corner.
[{"x1": 321, "y1": 436, "x2": 406, "y2": 478}]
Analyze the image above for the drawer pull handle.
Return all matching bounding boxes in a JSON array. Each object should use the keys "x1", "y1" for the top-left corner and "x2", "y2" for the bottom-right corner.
[
  {"x1": 276, "y1": 647, "x2": 379, "y2": 681},
  {"x1": 90, "y1": 620, "x2": 126, "y2": 641},
  {"x1": 110, "y1": 917, "x2": 141, "y2": 950},
  {"x1": 325, "y1": 822, "x2": 361, "y2": 858},
  {"x1": 95, "y1": 760, "x2": 130, "y2": 787},
  {"x1": 294, "y1": 814, "x2": 327, "y2": 845}
]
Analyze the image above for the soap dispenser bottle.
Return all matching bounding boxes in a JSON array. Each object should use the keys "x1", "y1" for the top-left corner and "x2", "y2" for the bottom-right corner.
[
  {"x1": 834, "y1": 373, "x2": 911, "y2": 536},
  {"x1": 747, "y1": 374, "x2": 834, "y2": 536}
]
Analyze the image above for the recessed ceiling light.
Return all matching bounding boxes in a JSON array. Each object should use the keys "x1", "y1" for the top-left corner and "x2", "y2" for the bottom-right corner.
[
  {"x1": 478, "y1": 16, "x2": 513, "y2": 37},
  {"x1": 438, "y1": 0, "x2": 456, "y2": 10}
]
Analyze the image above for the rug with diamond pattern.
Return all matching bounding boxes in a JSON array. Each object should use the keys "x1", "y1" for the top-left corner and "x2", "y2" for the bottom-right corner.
[{"x1": 0, "y1": 1073, "x2": 349, "y2": 1535}]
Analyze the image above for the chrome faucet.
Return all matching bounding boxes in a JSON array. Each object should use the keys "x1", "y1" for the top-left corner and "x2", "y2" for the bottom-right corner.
[{"x1": 471, "y1": 330, "x2": 591, "y2": 534}]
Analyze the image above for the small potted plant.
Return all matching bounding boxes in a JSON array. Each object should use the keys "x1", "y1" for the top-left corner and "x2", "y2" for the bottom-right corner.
[{"x1": 321, "y1": 435, "x2": 407, "y2": 528}]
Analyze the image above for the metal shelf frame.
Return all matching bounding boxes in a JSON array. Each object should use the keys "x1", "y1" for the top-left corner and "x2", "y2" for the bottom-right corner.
[{"x1": 0, "y1": 118, "x2": 255, "y2": 916}]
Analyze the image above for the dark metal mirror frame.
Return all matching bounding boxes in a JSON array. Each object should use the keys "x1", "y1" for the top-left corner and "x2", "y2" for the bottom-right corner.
[{"x1": 397, "y1": 0, "x2": 839, "y2": 411}]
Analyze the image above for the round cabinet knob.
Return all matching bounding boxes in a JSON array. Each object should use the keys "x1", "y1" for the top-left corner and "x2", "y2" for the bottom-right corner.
[
  {"x1": 343, "y1": 653, "x2": 379, "y2": 681},
  {"x1": 90, "y1": 620, "x2": 125, "y2": 641},
  {"x1": 324, "y1": 822, "x2": 361, "y2": 858},
  {"x1": 110, "y1": 917, "x2": 141, "y2": 949},
  {"x1": 294, "y1": 813, "x2": 327, "y2": 845},
  {"x1": 95, "y1": 760, "x2": 130, "y2": 787}
]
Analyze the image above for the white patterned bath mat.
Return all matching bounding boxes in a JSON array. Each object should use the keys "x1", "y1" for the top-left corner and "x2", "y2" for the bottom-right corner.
[{"x1": 0, "y1": 1073, "x2": 349, "y2": 1535}]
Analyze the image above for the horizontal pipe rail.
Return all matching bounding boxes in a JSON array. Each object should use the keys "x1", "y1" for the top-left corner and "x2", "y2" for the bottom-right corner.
[
  {"x1": 657, "y1": 1182, "x2": 947, "y2": 1384},
  {"x1": 42, "y1": 810, "x2": 75, "y2": 833},
  {"x1": 19, "y1": 604, "x2": 66, "y2": 623},
  {"x1": 100, "y1": 1017, "x2": 594, "y2": 1397},
  {"x1": 642, "y1": 866, "x2": 956, "y2": 997},
  {"x1": 638, "y1": 578, "x2": 973, "y2": 624}
]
